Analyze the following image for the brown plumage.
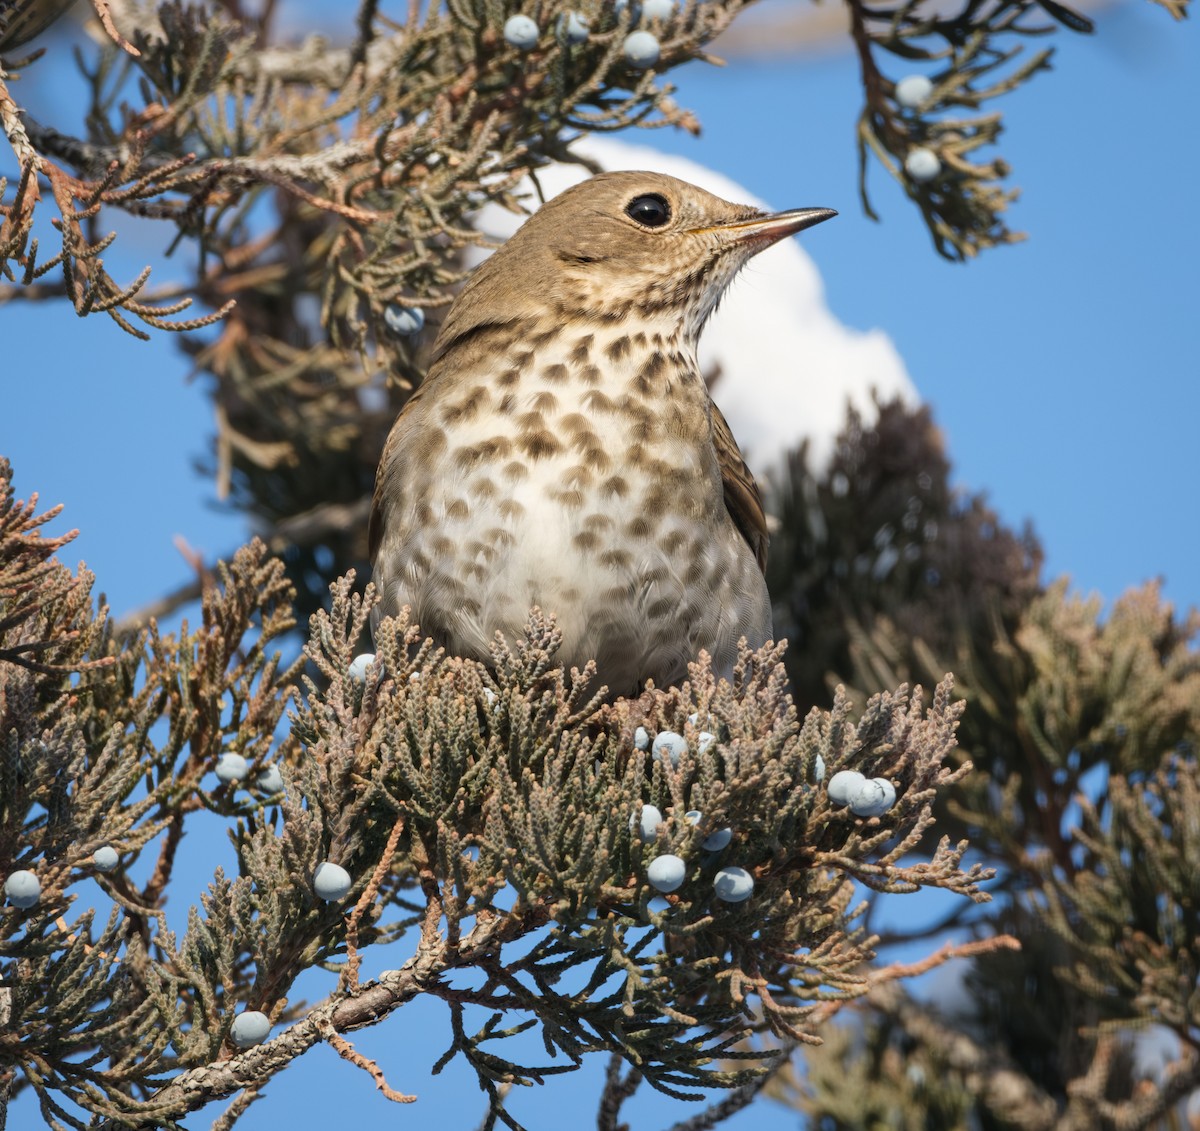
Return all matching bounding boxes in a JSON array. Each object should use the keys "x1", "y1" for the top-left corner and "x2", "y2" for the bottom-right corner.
[{"x1": 370, "y1": 171, "x2": 835, "y2": 696}]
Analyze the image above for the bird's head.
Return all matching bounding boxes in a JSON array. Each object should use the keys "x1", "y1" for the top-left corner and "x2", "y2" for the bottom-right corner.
[{"x1": 433, "y1": 170, "x2": 836, "y2": 358}]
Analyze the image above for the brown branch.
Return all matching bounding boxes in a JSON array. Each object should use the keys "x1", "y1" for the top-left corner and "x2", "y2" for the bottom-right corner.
[
  {"x1": 318, "y1": 1022, "x2": 416, "y2": 1104},
  {"x1": 342, "y1": 814, "x2": 407, "y2": 992},
  {"x1": 200, "y1": 160, "x2": 384, "y2": 223},
  {"x1": 111, "y1": 497, "x2": 370, "y2": 637},
  {"x1": 92, "y1": 903, "x2": 543, "y2": 1128},
  {"x1": 846, "y1": 0, "x2": 904, "y2": 152},
  {"x1": 89, "y1": 0, "x2": 141, "y2": 55},
  {"x1": 0, "y1": 72, "x2": 43, "y2": 172},
  {"x1": 809, "y1": 935, "x2": 1021, "y2": 1028}
]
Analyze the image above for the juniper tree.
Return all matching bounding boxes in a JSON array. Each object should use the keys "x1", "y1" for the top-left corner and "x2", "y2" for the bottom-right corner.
[
  {"x1": 1, "y1": 458, "x2": 1003, "y2": 1127},
  {"x1": 1, "y1": 1, "x2": 1196, "y2": 1130},
  {"x1": 764, "y1": 400, "x2": 1200, "y2": 1130},
  {"x1": 2, "y1": 0, "x2": 1185, "y2": 620}
]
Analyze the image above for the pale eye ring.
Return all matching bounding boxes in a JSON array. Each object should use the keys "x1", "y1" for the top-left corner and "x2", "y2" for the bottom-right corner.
[{"x1": 625, "y1": 193, "x2": 671, "y2": 228}]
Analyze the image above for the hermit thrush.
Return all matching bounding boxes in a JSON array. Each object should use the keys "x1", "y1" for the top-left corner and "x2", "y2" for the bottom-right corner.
[{"x1": 370, "y1": 171, "x2": 835, "y2": 697}]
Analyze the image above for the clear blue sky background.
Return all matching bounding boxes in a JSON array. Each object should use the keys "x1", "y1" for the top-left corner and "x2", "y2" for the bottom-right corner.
[{"x1": 3, "y1": 2, "x2": 1197, "y2": 1128}]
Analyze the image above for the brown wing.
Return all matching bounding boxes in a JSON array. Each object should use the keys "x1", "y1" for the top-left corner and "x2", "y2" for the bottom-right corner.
[
  {"x1": 367, "y1": 385, "x2": 428, "y2": 565},
  {"x1": 710, "y1": 399, "x2": 769, "y2": 573}
]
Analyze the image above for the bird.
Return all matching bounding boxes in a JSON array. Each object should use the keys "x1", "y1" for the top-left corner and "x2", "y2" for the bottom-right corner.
[{"x1": 369, "y1": 170, "x2": 835, "y2": 698}]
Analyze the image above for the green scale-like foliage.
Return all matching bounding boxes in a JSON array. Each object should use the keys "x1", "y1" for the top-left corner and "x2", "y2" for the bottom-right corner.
[
  {"x1": 0, "y1": 458, "x2": 306, "y2": 1126},
  {"x1": 0, "y1": 457, "x2": 993, "y2": 1128},
  {"x1": 279, "y1": 575, "x2": 988, "y2": 1104},
  {"x1": 763, "y1": 403, "x2": 1200, "y2": 1130}
]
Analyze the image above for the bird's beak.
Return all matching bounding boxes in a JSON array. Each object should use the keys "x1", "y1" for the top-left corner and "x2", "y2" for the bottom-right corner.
[{"x1": 715, "y1": 206, "x2": 838, "y2": 249}]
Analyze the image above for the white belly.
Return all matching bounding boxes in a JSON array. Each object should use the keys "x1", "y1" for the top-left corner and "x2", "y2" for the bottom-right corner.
[{"x1": 373, "y1": 331, "x2": 772, "y2": 694}]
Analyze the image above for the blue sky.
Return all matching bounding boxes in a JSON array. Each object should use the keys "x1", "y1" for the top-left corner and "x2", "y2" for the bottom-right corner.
[{"x1": 3, "y1": 2, "x2": 1197, "y2": 1128}]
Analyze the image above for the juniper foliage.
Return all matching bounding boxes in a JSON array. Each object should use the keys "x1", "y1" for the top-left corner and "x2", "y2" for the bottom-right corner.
[
  {"x1": 763, "y1": 400, "x2": 1200, "y2": 1131},
  {"x1": 0, "y1": 458, "x2": 994, "y2": 1127},
  {"x1": 2, "y1": 1, "x2": 1198, "y2": 1128},
  {"x1": 2, "y1": 0, "x2": 1188, "y2": 623}
]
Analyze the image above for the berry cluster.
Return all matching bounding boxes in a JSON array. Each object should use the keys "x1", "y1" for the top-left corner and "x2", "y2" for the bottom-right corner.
[{"x1": 502, "y1": 3, "x2": 678, "y2": 69}]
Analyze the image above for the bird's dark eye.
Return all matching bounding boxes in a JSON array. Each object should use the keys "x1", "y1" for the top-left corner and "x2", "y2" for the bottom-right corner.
[{"x1": 625, "y1": 193, "x2": 671, "y2": 228}]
